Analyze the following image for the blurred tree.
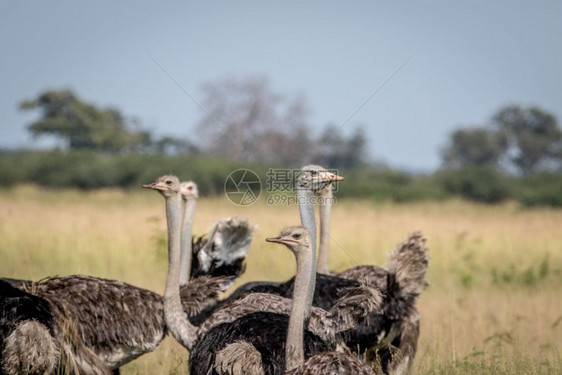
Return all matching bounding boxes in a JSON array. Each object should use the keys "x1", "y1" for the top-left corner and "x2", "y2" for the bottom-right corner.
[
  {"x1": 441, "y1": 127, "x2": 508, "y2": 168},
  {"x1": 314, "y1": 125, "x2": 367, "y2": 169},
  {"x1": 21, "y1": 89, "x2": 152, "y2": 153},
  {"x1": 492, "y1": 105, "x2": 562, "y2": 175},
  {"x1": 196, "y1": 76, "x2": 314, "y2": 165}
]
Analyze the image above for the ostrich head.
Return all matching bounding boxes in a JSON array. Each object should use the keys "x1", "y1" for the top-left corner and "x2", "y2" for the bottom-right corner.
[
  {"x1": 180, "y1": 181, "x2": 199, "y2": 200},
  {"x1": 295, "y1": 165, "x2": 344, "y2": 194},
  {"x1": 142, "y1": 175, "x2": 181, "y2": 197},
  {"x1": 266, "y1": 226, "x2": 311, "y2": 256}
]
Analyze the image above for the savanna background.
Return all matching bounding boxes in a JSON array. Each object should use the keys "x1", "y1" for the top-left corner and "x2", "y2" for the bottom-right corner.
[{"x1": 1, "y1": 2, "x2": 562, "y2": 374}]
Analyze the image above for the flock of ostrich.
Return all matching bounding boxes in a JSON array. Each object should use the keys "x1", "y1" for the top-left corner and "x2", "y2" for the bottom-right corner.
[{"x1": 0, "y1": 165, "x2": 430, "y2": 375}]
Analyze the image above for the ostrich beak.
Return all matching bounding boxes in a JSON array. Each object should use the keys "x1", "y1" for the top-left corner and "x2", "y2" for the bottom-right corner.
[
  {"x1": 266, "y1": 236, "x2": 295, "y2": 245},
  {"x1": 266, "y1": 236, "x2": 283, "y2": 243},
  {"x1": 322, "y1": 172, "x2": 344, "y2": 182},
  {"x1": 142, "y1": 182, "x2": 165, "y2": 191}
]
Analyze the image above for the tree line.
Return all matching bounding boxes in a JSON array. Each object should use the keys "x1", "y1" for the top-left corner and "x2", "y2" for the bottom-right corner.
[
  {"x1": 18, "y1": 79, "x2": 366, "y2": 169},
  {"x1": 2, "y1": 78, "x2": 561, "y2": 206}
]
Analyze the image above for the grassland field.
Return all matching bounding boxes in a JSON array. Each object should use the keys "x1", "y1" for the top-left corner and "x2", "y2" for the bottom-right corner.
[{"x1": 1, "y1": 185, "x2": 561, "y2": 374}]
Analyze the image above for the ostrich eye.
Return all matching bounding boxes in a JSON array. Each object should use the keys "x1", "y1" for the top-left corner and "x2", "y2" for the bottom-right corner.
[
  {"x1": 188, "y1": 186, "x2": 193, "y2": 190},
  {"x1": 166, "y1": 180, "x2": 172, "y2": 185},
  {"x1": 292, "y1": 233, "x2": 301, "y2": 239},
  {"x1": 310, "y1": 170, "x2": 318, "y2": 176}
]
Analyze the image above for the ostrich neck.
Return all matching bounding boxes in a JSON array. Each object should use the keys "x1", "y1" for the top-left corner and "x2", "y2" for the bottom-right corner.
[
  {"x1": 179, "y1": 198, "x2": 196, "y2": 285},
  {"x1": 317, "y1": 188, "x2": 332, "y2": 274},
  {"x1": 285, "y1": 245, "x2": 314, "y2": 372},
  {"x1": 297, "y1": 188, "x2": 317, "y2": 319},
  {"x1": 163, "y1": 193, "x2": 197, "y2": 350}
]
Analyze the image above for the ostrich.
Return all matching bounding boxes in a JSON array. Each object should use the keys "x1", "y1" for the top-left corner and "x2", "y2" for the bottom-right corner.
[
  {"x1": 207, "y1": 227, "x2": 381, "y2": 375},
  {"x1": 143, "y1": 175, "x2": 382, "y2": 374},
  {"x1": 315, "y1": 177, "x2": 429, "y2": 374},
  {"x1": 0, "y1": 180, "x2": 248, "y2": 374},
  {"x1": 196, "y1": 165, "x2": 428, "y2": 373}
]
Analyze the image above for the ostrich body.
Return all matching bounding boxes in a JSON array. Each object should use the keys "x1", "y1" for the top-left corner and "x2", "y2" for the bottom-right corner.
[
  {"x1": 196, "y1": 284, "x2": 381, "y2": 344},
  {"x1": 1, "y1": 278, "x2": 113, "y2": 375},
  {"x1": 210, "y1": 227, "x2": 379, "y2": 375},
  {"x1": 333, "y1": 234, "x2": 428, "y2": 374},
  {"x1": 193, "y1": 272, "x2": 360, "y2": 325},
  {"x1": 201, "y1": 311, "x2": 328, "y2": 375},
  {"x1": 0, "y1": 273, "x2": 230, "y2": 374},
  {"x1": 315, "y1": 180, "x2": 429, "y2": 374},
  {"x1": 25, "y1": 274, "x2": 230, "y2": 369}
]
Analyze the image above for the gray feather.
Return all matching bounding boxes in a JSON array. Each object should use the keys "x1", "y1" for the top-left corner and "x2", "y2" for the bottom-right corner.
[
  {"x1": 197, "y1": 217, "x2": 256, "y2": 272},
  {"x1": 1, "y1": 321, "x2": 59, "y2": 375},
  {"x1": 198, "y1": 286, "x2": 382, "y2": 345},
  {"x1": 386, "y1": 231, "x2": 429, "y2": 298},
  {"x1": 286, "y1": 351, "x2": 379, "y2": 375},
  {"x1": 23, "y1": 274, "x2": 229, "y2": 370},
  {"x1": 214, "y1": 341, "x2": 265, "y2": 375}
]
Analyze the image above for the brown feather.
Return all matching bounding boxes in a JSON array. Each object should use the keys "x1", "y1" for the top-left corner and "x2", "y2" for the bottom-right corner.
[
  {"x1": 333, "y1": 232, "x2": 429, "y2": 374},
  {"x1": 27, "y1": 274, "x2": 229, "y2": 370},
  {"x1": 386, "y1": 231, "x2": 429, "y2": 298},
  {"x1": 1, "y1": 321, "x2": 59, "y2": 375},
  {"x1": 198, "y1": 286, "x2": 382, "y2": 345},
  {"x1": 215, "y1": 341, "x2": 265, "y2": 375}
]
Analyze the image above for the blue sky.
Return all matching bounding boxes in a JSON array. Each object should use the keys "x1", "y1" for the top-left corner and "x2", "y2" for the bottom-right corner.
[{"x1": 1, "y1": 1, "x2": 560, "y2": 171}]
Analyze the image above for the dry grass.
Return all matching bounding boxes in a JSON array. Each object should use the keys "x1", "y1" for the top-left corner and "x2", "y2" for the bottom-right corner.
[{"x1": 1, "y1": 185, "x2": 561, "y2": 374}]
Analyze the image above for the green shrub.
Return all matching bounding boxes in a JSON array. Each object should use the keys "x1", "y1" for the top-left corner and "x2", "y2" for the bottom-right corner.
[
  {"x1": 1, "y1": 150, "x2": 561, "y2": 207},
  {"x1": 516, "y1": 172, "x2": 562, "y2": 207},
  {"x1": 437, "y1": 166, "x2": 510, "y2": 203}
]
